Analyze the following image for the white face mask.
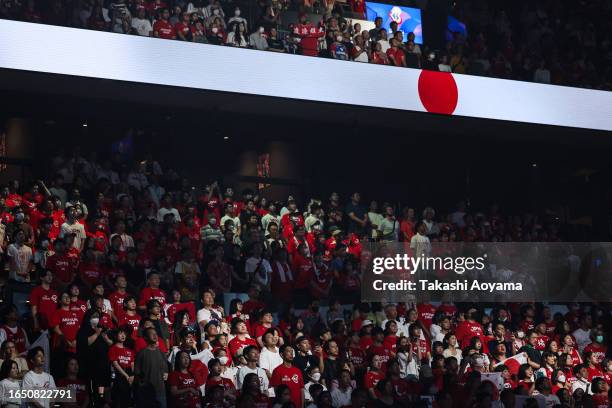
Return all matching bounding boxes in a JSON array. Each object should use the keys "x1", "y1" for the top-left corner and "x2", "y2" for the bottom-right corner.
[
  {"x1": 213, "y1": 9, "x2": 220, "y2": 15},
  {"x1": 259, "y1": 27, "x2": 264, "y2": 34},
  {"x1": 557, "y1": 374, "x2": 566, "y2": 383},
  {"x1": 311, "y1": 372, "x2": 321, "y2": 382},
  {"x1": 90, "y1": 317, "x2": 100, "y2": 327},
  {"x1": 212, "y1": 27, "x2": 218, "y2": 34},
  {"x1": 336, "y1": 35, "x2": 343, "y2": 42},
  {"x1": 218, "y1": 356, "x2": 228, "y2": 365},
  {"x1": 235, "y1": 10, "x2": 240, "y2": 16}
]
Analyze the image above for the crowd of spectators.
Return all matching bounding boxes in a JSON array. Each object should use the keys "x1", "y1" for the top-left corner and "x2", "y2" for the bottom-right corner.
[
  {"x1": 0, "y1": 0, "x2": 611, "y2": 90},
  {"x1": 0, "y1": 143, "x2": 608, "y2": 408}
]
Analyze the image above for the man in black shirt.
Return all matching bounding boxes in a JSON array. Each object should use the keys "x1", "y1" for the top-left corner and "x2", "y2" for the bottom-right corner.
[
  {"x1": 293, "y1": 336, "x2": 320, "y2": 375},
  {"x1": 345, "y1": 192, "x2": 367, "y2": 235},
  {"x1": 268, "y1": 27, "x2": 285, "y2": 52}
]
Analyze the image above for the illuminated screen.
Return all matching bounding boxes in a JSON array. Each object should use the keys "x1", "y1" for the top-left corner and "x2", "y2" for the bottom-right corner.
[
  {"x1": 365, "y1": 2, "x2": 423, "y2": 44},
  {"x1": 446, "y1": 15, "x2": 467, "y2": 42}
]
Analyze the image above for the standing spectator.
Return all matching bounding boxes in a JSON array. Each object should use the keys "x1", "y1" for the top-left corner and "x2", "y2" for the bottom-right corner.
[
  {"x1": 168, "y1": 350, "x2": 203, "y2": 408},
  {"x1": 236, "y1": 345, "x2": 269, "y2": 395},
  {"x1": 108, "y1": 326, "x2": 135, "y2": 408},
  {"x1": 0, "y1": 305, "x2": 30, "y2": 355},
  {"x1": 60, "y1": 207, "x2": 86, "y2": 251},
  {"x1": 22, "y1": 347, "x2": 56, "y2": 408},
  {"x1": 56, "y1": 357, "x2": 90, "y2": 408},
  {"x1": 30, "y1": 270, "x2": 58, "y2": 332},
  {"x1": 345, "y1": 193, "x2": 367, "y2": 235},
  {"x1": 134, "y1": 327, "x2": 169, "y2": 408},
  {"x1": 76, "y1": 309, "x2": 113, "y2": 406},
  {"x1": 369, "y1": 17, "x2": 384, "y2": 42},
  {"x1": 7, "y1": 229, "x2": 33, "y2": 282},
  {"x1": 270, "y1": 345, "x2": 304, "y2": 408}
]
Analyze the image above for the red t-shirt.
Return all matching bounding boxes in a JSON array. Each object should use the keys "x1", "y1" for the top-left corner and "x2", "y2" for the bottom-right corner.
[
  {"x1": 364, "y1": 370, "x2": 385, "y2": 396},
  {"x1": 49, "y1": 308, "x2": 80, "y2": 352},
  {"x1": 165, "y1": 302, "x2": 196, "y2": 325},
  {"x1": 455, "y1": 320, "x2": 484, "y2": 349},
  {"x1": 586, "y1": 366, "x2": 604, "y2": 382},
  {"x1": 109, "y1": 290, "x2": 129, "y2": 320},
  {"x1": 366, "y1": 344, "x2": 393, "y2": 369},
  {"x1": 138, "y1": 287, "x2": 167, "y2": 309},
  {"x1": 154, "y1": 20, "x2": 176, "y2": 39},
  {"x1": 270, "y1": 365, "x2": 303, "y2": 408},
  {"x1": 228, "y1": 336, "x2": 258, "y2": 357},
  {"x1": 118, "y1": 313, "x2": 141, "y2": 337},
  {"x1": 417, "y1": 303, "x2": 437, "y2": 329},
  {"x1": 205, "y1": 377, "x2": 235, "y2": 394},
  {"x1": 30, "y1": 286, "x2": 58, "y2": 329},
  {"x1": 69, "y1": 299, "x2": 87, "y2": 320},
  {"x1": 584, "y1": 342, "x2": 607, "y2": 364},
  {"x1": 592, "y1": 394, "x2": 610, "y2": 408},
  {"x1": 56, "y1": 378, "x2": 88, "y2": 406},
  {"x1": 108, "y1": 344, "x2": 135, "y2": 370},
  {"x1": 46, "y1": 253, "x2": 77, "y2": 284},
  {"x1": 79, "y1": 262, "x2": 103, "y2": 287},
  {"x1": 175, "y1": 22, "x2": 193, "y2": 39},
  {"x1": 168, "y1": 370, "x2": 201, "y2": 408},
  {"x1": 386, "y1": 48, "x2": 405, "y2": 66}
]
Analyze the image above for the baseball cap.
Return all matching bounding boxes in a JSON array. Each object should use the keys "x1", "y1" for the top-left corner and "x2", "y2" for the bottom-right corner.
[{"x1": 361, "y1": 319, "x2": 373, "y2": 329}]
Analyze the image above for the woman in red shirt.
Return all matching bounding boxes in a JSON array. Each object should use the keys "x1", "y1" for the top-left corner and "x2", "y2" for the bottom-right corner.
[
  {"x1": 169, "y1": 350, "x2": 203, "y2": 408},
  {"x1": 364, "y1": 354, "x2": 385, "y2": 399},
  {"x1": 108, "y1": 327, "x2": 135, "y2": 408}
]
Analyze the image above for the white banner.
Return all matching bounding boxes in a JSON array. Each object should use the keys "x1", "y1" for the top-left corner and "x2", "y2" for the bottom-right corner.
[{"x1": 0, "y1": 20, "x2": 611, "y2": 131}]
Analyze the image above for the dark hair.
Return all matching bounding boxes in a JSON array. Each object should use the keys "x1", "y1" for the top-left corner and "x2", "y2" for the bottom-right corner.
[
  {"x1": 0, "y1": 359, "x2": 16, "y2": 380},
  {"x1": 27, "y1": 346, "x2": 44, "y2": 362},
  {"x1": 174, "y1": 350, "x2": 192, "y2": 371}
]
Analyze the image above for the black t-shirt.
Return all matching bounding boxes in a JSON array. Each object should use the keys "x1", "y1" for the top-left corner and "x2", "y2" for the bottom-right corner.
[
  {"x1": 405, "y1": 52, "x2": 420, "y2": 69},
  {"x1": 345, "y1": 202, "x2": 365, "y2": 234},
  {"x1": 294, "y1": 353, "x2": 319, "y2": 375},
  {"x1": 268, "y1": 37, "x2": 284, "y2": 51}
]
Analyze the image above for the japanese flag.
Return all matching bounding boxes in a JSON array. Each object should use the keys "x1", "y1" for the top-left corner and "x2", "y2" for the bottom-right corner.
[{"x1": 494, "y1": 352, "x2": 528, "y2": 376}]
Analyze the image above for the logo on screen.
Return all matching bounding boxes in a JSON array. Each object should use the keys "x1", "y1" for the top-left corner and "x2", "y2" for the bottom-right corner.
[{"x1": 389, "y1": 6, "x2": 410, "y2": 25}]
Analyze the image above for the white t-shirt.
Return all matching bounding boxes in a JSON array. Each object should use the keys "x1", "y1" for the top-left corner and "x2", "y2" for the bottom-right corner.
[
  {"x1": 7, "y1": 243, "x2": 32, "y2": 282},
  {"x1": 410, "y1": 233, "x2": 431, "y2": 257},
  {"x1": 353, "y1": 46, "x2": 369, "y2": 63},
  {"x1": 109, "y1": 233, "x2": 134, "y2": 251},
  {"x1": 378, "y1": 39, "x2": 390, "y2": 53},
  {"x1": 0, "y1": 378, "x2": 21, "y2": 407},
  {"x1": 259, "y1": 347, "x2": 283, "y2": 376},
  {"x1": 221, "y1": 215, "x2": 240, "y2": 231},
  {"x1": 168, "y1": 346, "x2": 214, "y2": 368},
  {"x1": 236, "y1": 366, "x2": 269, "y2": 394},
  {"x1": 245, "y1": 257, "x2": 272, "y2": 287},
  {"x1": 331, "y1": 386, "x2": 353, "y2": 407},
  {"x1": 131, "y1": 17, "x2": 153, "y2": 36},
  {"x1": 22, "y1": 370, "x2": 56, "y2": 408},
  {"x1": 157, "y1": 207, "x2": 181, "y2": 223},
  {"x1": 60, "y1": 222, "x2": 87, "y2": 249},
  {"x1": 368, "y1": 212, "x2": 384, "y2": 238}
]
